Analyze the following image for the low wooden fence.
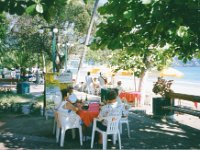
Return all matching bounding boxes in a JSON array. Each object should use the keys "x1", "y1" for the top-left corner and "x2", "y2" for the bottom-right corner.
[
  {"x1": 164, "y1": 92, "x2": 200, "y2": 117},
  {"x1": 0, "y1": 79, "x2": 19, "y2": 91}
]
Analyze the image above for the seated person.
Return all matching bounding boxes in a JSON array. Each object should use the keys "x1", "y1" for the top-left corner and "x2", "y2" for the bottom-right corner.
[
  {"x1": 113, "y1": 88, "x2": 130, "y2": 117},
  {"x1": 113, "y1": 88, "x2": 122, "y2": 104},
  {"x1": 91, "y1": 77, "x2": 100, "y2": 95},
  {"x1": 115, "y1": 81, "x2": 124, "y2": 94},
  {"x1": 97, "y1": 89, "x2": 125, "y2": 144},
  {"x1": 64, "y1": 86, "x2": 78, "y2": 104},
  {"x1": 60, "y1": 88, "x2": 79, "y2": 113},
  {"x1": 74, "y1": 82, "x2": 86, "y2": 92}
]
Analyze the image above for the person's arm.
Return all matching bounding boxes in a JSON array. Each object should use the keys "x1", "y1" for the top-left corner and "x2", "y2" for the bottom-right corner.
[
  {"x1": 98, "y1": 105, "x2": 108, "y2": 120},
  {"x1": 64, "y1": 102, "x2": 79, "y2": 112}
]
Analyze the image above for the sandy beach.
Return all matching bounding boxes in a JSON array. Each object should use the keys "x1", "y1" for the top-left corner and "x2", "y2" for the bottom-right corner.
[
  {"x1": 113, "y1": 75, "x2": 200, "y2": 96},
  {"x1": 146, "y1": 78, "x2": 200, "y2": 96}
]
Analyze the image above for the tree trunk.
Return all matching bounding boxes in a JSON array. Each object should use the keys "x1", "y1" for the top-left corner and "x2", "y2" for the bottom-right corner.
[
  {"x1": 76, "y1": 0, "x2": 100, "y2": 83},
  {"x1": 42, "y1": 51, "x2": 46, "y2": 73},
  {"x1": 138, "y1": 70, "x2": 149, "y2": 106}
]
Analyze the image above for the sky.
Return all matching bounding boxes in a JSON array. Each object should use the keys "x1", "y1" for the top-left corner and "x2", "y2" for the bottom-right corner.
[{"x1": 99, "y1": 0, "x2": 107, "y2": 6}]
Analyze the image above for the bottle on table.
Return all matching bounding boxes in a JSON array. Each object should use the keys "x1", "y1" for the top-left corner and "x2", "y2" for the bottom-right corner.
[{"x1": 85, "y1": 95, "x2": 88, "y2": 102}]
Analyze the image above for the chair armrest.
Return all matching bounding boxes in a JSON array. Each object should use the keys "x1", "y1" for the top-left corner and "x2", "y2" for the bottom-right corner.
[
  {"x1": 94, "y1": 117, "x2": 103, "y2": 121},
  {"x1": 93, "y1": 117, "x2": 102, "y2": 128}
]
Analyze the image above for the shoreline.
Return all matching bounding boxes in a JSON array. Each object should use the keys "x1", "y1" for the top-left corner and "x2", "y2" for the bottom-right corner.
[{"x1": 117, "y1": 76, "x2": 200, "y2": 96}]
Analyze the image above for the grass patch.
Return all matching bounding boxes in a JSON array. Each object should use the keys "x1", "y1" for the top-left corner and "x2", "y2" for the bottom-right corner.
[
  {"x1": 0, "y1": 92, "x2": 35, "y2": 104},
  {"x1": 36, "y1": 95, "x2": 44, "y2": 102},
  {"x1": 0, "y1": 92, "x2": 43, "y2": 115}
]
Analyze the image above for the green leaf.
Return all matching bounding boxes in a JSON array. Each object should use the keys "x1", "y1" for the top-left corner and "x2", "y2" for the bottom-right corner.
[
  {"x1": 123, "y1": 10, "x2": 133, "y2": 19},
  {"x1": 25, "y1": 4, "x2": 36, "y2": 14},
  {"x1": 83, "y1": 0, "x2": 88, "y2": 4}
]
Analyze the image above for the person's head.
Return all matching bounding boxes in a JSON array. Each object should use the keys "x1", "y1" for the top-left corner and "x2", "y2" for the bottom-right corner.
[
  {"x1": 87, "y1": 72, "x2": 91, "y2": 76},
  {"x1": 117, "y1": 81, "x2": 122, "y2": 86},
  {"x1": 61, "y1": 89, "x2": 68, "y2": 99},
  {"x1": 107, "y1": 89, "x2": 117, "y2": 102},
  {"x1": 66, "y1": 85, "x2": 74, "y2": 94},
  {"x1": 113, "y1": 88, "x2": 119, "y2": 95},
  {"x1": 68, "y1": 94, "x2": 77, "y2": 104}
]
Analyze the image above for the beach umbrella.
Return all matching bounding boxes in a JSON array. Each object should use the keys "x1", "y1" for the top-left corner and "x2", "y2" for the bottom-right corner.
[
  {"x1": 89, "y1": 67, "x2": 101, "y2": 74},
  {"x1": 104, "y1": 71, "x2": 114, "y2": 76},
  {"x1": 160, "y1": 67, "x2": 184, "y2": 77},
  {"x1": 117, "y1": 70, "x2": 133, "y2": 76}
]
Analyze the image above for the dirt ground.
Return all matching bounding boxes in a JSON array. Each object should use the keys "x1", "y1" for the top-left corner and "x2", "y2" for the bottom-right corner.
[
  {"x1": 0, "y1": 84, "x2": 200, "y2": 149},
  {"x1": 0, "y1": 113, "x2": 53, "y2": 137}
]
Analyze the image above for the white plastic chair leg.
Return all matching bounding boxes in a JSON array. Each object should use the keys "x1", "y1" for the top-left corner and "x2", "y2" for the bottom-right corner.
[
  {"x1": 120, "y1": 123, "x2": 122, "y2": 134},
  {"x1": 91, "y1": 126, "x2": 95, "y2": 148},
  {"x1": 120, "y1": 120, "x2": 131, "y2": 138},
  {"x1": 60, "y1": 128, "x2": 65, "y2": 147},
  {"x1": 118, "y1": 132, "x2": 121, "y2": 150},
  {"x1": 53, "y1": 119, "x2": 56, "y2": 135},
  {"x1": 56, "y1": 127, "x2": 60, "y2": 143},
  {"x1": 45, "y1": 112, "x2": 48, "y2": 120},
  {"x1": 112, "y1": 134, "x2": 117, "y2": 145},
  {"x1": 79, "y1": 126, "x2": 83, "y2": 146},
  {"x1": 126, "y1": 122, "x2": 130, "y2": 138},
  {"x1": 72, "y1": 129, "x2": 76, "y2": 139},
  {"x1": 102, "y1": 133, "x2": 107, "y2": 150}
]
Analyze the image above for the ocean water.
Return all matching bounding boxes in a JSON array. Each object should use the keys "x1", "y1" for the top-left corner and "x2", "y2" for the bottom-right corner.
[
  {"x1": 168, "y1": 67, "x2": 200, "y2": 84},
  {"x1": 148, "y1": 66, "x2": 200, "y2": 86},
  {"x1": 144, "y1": 67, "x2": 200, "y2": 95},
  {"x1": 174, "y1": 67, "x2": 200, "y2": 82}
]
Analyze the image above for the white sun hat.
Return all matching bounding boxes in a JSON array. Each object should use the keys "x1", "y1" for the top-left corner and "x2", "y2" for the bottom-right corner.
[{"x1": 68, "y1": 94, "x2": 77, "y2": 103}]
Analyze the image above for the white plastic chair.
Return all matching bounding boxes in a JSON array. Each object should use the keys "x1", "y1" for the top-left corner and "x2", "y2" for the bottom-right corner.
[
  {"x1": 52, "y1": 94, "x2": 63, "y2": 135},
  {"x1": 119, "y1": 117, "x2": 130, "y2": 138},
  {"x1": 45, "y1": 92, "x2": 62, "y2": 120},
  {"x1": 119, "y1": 103, "x2": 131, "y2": 138},
  {"x1": 91, "y1": 116, "x2": 121, "y2": 150},
  {"x1": 56, "y1": 110, "x2": 83, "y2": 147}
]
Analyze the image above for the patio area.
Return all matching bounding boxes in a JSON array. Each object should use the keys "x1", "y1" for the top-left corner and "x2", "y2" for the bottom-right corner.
[{"x1": 0, "y1": 110, "x2": 200, "y2": 149}]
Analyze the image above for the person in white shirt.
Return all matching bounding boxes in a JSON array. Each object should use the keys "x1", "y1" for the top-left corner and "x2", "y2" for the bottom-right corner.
[
  {"x1": 98, "y1": 72, "x2": 106, "y2": 88},
  {"x1": 91, "y1": 77, "x2": 100, "y2": 95},
  {"x1": 97, "y1": 89, "x2": 126, "y2": 144},
  {"x1": 85, "y1": 72, "x2": 93, "y2": 94},
  {"x1": 65, "y1": 86, "x2": 78, "y2": 104},
  {"x1": 116, "y1": 81, "x2": 124, "y2": 94},
  {"x1": 15, "y1": 67, "x2": 21, "y2": 79},
  {"x1": 11, "y1": 69, "x2": 16, "y2": 79},
  {"x1": 61, "y1": 87, "x2": 79, "y2": 112}
]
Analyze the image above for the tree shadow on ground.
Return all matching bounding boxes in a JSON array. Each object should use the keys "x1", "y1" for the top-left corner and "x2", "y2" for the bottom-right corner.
[
  {"x1": 0, "y1": 112, "x2": 200, "y2": 149},
  {"x1": 127, "y1": 112, "x2": 200, "y2": 149}
]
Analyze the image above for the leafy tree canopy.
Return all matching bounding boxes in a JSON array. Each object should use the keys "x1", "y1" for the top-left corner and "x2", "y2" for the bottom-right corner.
[
  {"x1": 0, "y1": 0, "x2": 93, "y2": 69},
  {"x1": 0, "y1": 0, "x2": 67, "y2": 22},
  {"x1": 0, "y1": 14, "x2": 8, "y2": 40},
  {"x1": 91, "y1": 0, "x2": 200, "y2": 67}
]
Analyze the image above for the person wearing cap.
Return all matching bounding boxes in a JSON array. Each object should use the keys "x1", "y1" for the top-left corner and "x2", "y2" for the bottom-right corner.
[
  {"x1": 64, "y1": 86, "x2": 78, "y2": 104},
  {"x1": 61, "y1": 88, "x2": 79, "y2": 113}
]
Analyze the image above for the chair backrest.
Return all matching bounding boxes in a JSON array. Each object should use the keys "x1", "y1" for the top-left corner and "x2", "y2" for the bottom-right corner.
[
  {"x1": 53, "y1": 91, "x2": 62, "y2": 110},
  {"x1": 122, "y1": 103, "x2": 130, "y2": 117},
  {"x1": 104, "y1": 116, "x2": 121, "y2": 134},
  {"x1": 57, "y1": 110, "x2": 81, "y2": 129},
  {"x1": 88, "y1": 103, "x2": 100, "y2": 112}
]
